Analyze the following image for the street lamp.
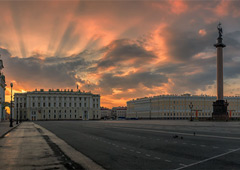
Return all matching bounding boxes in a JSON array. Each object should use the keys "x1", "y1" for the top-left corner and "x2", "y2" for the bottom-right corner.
[
  {"x1": 189, "y1": 102, "x2": 193, "y2": 121},
  {"x1": 9, "y1": 83, "x2": 13, "y2": 127}
]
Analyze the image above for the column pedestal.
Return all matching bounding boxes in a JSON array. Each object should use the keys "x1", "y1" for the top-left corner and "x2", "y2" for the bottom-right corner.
[{"x1": 212, "y1": 100, "x2": 228, "y2": 120}]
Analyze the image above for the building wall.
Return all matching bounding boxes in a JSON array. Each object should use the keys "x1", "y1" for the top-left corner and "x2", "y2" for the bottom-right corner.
[
  {"x1": 0, "y1": 73, "x2": 6, "y2": 121},
  {"x1": 112, "y1": 107, "x2": 127, "y2": 119},
  {"x1": 127, "y1": 95, "x2": 240, "y2": 119},
  {"x1": 100, "y1": 108, "x2": 112, "y2": 119},
  {"x1": 14, "y1": 89, "x2": 100, "y2": 121}
]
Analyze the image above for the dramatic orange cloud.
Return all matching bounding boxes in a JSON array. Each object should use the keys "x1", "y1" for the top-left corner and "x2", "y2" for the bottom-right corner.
[{"x1": 1, "y1": 1, "x2": 240, "y2": 109}]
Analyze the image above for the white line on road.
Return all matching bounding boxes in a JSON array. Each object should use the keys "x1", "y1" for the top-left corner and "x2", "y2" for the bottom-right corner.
[
  {"x1": 122, "y1": 147, "x2": 126, "y2": 150},
  {"x1": 213, "y1": 146, "x2": 219, "y2": 149},
  {"x1": 174, "y1": 147, "x2": 240, "y2": 170},
  {"x1": 136, "y1": 151, "x2": 141, "y2": 154},
  {"x1": 183, "y1": 143, "x2": 186, "y2": 145},
  {"x1": 115, "y1": 126, "x2": 240, "y2": 140},
  {"x1": 146, "y1": 154, "x2": 151, "y2": 157},
  {"x1": 130, "y1": 149, "x2": 134, "y2": 152},
  {"x1": 191, "y1": 144, "x2": 196, "y2": 146},
  {"x1": 179, "y1": 163, "x2": 186, "y2": 167},
  {"x1": 165, "y1": 160, "x2": 172, "y2": 162},
  {"x1": 200, "y1": 145, "x2": 206, "y2": 147},
  {"x1": 155, "y1": 157, "x2": 161, "y2": 160}
]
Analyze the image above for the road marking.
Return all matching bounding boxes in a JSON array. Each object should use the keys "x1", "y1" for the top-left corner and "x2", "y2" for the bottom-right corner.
[
  {"x1": 213, "y1": 146, "x2": 219, "y2": 149},
  {"x1": 179, "y1": 163, "x2": 186, "y2": 167},
  {"x1": 122, "y1": 147, "x2": 126, "y2": 150},
  {"x1": 165, "y1": 160, "x2": 171, "y2": 162},
  {"x1": 130, "y1": 149, "x2": 134, "y2": 152},
  {"x1": 114, "y1": 126, "x2": 240, "y2": 141},
  {"x1": 155, "y1": 157, "x2": 161, "y2": 160},
  {"x1": 183, "y1": 143, "x2": 186, "y2": 145},
  {"x1": 200, "y1": 145, "x2": 206, "y2": 147},
  {"x1": 174, "y1": 147, "x2": 240, "y2": 170},
  {"x1": 136, "y1": 151, "x2": 141, "y2": 154},
  {"x1": 146, "y1": 154, "x2": 151, "y2": 157},
  {"x1": 191, "y1": 144, "x2": 196, "y2": 146}
]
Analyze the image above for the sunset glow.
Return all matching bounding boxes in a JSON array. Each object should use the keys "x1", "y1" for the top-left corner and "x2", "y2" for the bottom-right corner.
[{"x1": 1, "y1": 1, "x2": 240, "y2": 108}]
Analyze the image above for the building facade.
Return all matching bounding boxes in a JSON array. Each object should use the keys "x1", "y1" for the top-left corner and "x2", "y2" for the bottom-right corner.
[
  {"x1": 100, "y1": 107, "x2": 112, "y2": 119},
  {"x1": 112, "y1": 107, "x2": 127, "y2": 119},
  {"x1": 0, "y1": 58, "x2": 6, "y2": 121},
  {"x1": 127, "y1": 94, "x2": 240, "y2": 120},
  {"x1": 14, "y1": 89, "x2": 100, "y2": 121}
]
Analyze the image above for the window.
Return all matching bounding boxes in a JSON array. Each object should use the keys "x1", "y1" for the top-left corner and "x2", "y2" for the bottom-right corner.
[
  {"x1": 49, "y1": 103, "x2": 51, "y2": 107},
  {"x1": 54, "y1": 115, "x2": 56, "y2": 118},
  {"x1": 59, "y1": 103, "x2": 61, "y2": 107},
  {"x1": 69, "y1": 103, "x2": 71, "y2": 107},
  {"x1": 43, "y1": 103, "x2": 45, "y2": 107},
  {"x1": 33, "y1": 103, "x2": 35, "y2": 107}
]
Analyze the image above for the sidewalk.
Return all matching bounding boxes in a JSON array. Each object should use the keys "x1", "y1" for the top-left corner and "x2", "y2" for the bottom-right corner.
[
  {"x1": 0, "y1": 122, "x2": 66, "y2": 170},
  {"x1": 0, "y1": 121, "x2": 19, "y2": 138}
]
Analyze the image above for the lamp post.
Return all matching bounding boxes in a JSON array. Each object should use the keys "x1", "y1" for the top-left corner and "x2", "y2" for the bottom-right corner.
[
  {"x1": 9, "y1": 83, "x2": 13, "y2": 127},
  {"x1": 16, "y1": 97, "x2": 18, "y2": 125},
  {"x1": 189, "y1": 102, "x2": 193, "y2": 121}
]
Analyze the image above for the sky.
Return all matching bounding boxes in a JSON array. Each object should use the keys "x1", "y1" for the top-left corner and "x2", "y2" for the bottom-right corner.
[{"x1": 0, "y1": 0, "x2": 240, "y2": 108}]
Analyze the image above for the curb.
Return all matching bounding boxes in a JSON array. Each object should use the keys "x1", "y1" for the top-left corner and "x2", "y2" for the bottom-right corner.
[
  {"x1": 0, "y1": 123, "x2": 20, "y2": 138},
  {"x1": 34, "y1": 123, "x2": 105, "y2": 170}
]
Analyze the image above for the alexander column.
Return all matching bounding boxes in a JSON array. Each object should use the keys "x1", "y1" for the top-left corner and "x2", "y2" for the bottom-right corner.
[{"x1": 212, "y1": 23, "x2": 228, "y2": 120}]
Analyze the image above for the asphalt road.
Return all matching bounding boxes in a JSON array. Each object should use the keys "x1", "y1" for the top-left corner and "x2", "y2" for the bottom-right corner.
[{"x1": 36, "y1": 120, "x2": 240, "y2": 170}]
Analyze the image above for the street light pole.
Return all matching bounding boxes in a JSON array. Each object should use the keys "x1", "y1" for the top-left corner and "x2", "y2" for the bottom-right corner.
[
  {"x1": 9, "y1": 83, "x2": 13, "y2": 127},
  {"x1": 189, "y1": 102, "x2": 193, "y2": 121},
  {"x1": 16, "y1": 97, "x2": 18, "y2": 124}
]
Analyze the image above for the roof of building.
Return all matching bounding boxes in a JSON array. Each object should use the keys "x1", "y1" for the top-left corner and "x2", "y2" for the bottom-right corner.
[{"x1": 14, "y1": 89, "x2": 100, "y2": 97}]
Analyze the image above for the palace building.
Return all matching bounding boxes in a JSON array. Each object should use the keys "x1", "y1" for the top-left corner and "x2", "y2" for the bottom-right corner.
[
  {"x1": 14, "y1": 89, "x2": 100, "y2": 121},
  {"x1": 127, "y1": 94, "x2": 240, "y2": 120}
]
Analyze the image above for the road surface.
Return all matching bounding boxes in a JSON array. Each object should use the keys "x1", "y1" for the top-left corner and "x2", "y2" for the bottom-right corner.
[{"x1": 36, "y1": 120, "x2": 240, "y2": 170}]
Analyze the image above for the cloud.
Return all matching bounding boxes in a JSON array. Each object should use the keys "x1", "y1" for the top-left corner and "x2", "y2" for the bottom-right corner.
[
  {"x1": 0, "y1": 48, "x2": 90, "y2": 89},
  {"x1": 97, "y1": 39, "x2": 157, "y2": 69}
]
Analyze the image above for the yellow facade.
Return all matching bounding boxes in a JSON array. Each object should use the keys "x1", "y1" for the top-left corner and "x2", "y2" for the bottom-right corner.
[{"x1": 127, "y1": 94, "x2": 240, "y2": 120}]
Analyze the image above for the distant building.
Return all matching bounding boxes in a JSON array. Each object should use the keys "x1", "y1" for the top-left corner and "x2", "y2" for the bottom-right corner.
[
  {"x1": 112, "y1": 106, "x2": 127, "y2": 119},
  {"x1": 14, "y1": 89, "x2": 100, "y2": 121},
  {"x1": 0, "y1": 57, "x2": 6, "y2": 121},
  {"x1": 100, "y1": 107, "x2": 111, "y2": 119},
  {"x1": 127, "y1": 94, "x2": 240, "y2": 120}
]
